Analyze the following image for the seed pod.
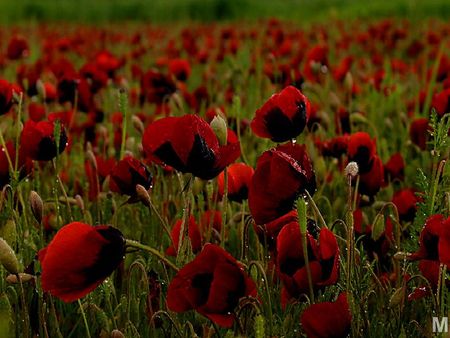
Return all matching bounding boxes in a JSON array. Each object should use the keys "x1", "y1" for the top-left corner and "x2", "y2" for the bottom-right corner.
[
  {"x1": 29, "y1": 191, "x2": 44, "y2": 224},
  {"x1": 0, "y1": 238, "x2": 20, "y2": 274}
]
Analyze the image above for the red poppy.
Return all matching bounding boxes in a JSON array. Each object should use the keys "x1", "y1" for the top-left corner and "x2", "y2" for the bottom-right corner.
[
  {"x1": 6, "y1": 35, "x2": 29, "y2": 60},
  {"x1": 140, "y1": 69, "x2": 177, "y2": 105},
  {"x1": 384, "y1": 152, "x2": 405, "y2": 182},
  {"x1": 38, "y1": 222, "x2": 126, "y2": 302},
  {"x1": 166, "y1": 216, "x2": 202, "y2": 256},
  {"x1": 199, "y1": 210, "x2": 222, "y2": 233},
  {"x1": 20, "y1": 120, "x2": 68, "y2": 161},
  {"x1": 142, "y1": 114, "x2": 240, "y2": 180},
  {"x1": 251, "y1": 86, "x2": 311, "y2": 142},
  {"x1": 276, "y1": 222, "x2": 339, "y2": 305},
  {"x1": 409, "y1": 118, "x2": 431, "y2": 150},
  {"x1": 316, "y1": 135, "x2": 349, "y2": 158},
  {"x1": 0, "y1": 79, "x2": 14, "y2": 115},
  {"x1": 411, "y1": 214, "x2": 450, "y2": 265},
  {"x1": 357, "y1": 155, "x2": 384, "y2": 197},
  {"x1": 109, "y1": 156, "x2": 152, "y2": 196},
  {"x1": 168, "y1": 59, "x2": 191, "y2": 81},
  {"x1": 347, "y1": 132, "x2": 376, "y2": 174},
  {"x1": 166, "y1": 244, "x2": 257, "y2": 327},
  {"x1": 392, "y1": 188, "x2": 419, "y2": 222},
  {"x1": 249, "y1": 143, "x2": 316, "y2": 225},
  {"x1": 300, "y1": 292, "x2": 351, "y2": 338},
  {"x1": 0, "y1": 141, "x2": 32, "y2": 188},
  {"x1": 217, "y1": 162, "x2": 254, "y2": 203},
  {"x1": 432, "y1": 89, "x2": 450, "y2": 117},
  {"x1": 253, "y1": 210, "x2": 298, "y2": 251},
  {"x1": 28, "y1": 102, "x2": 46, "y2": 122}
]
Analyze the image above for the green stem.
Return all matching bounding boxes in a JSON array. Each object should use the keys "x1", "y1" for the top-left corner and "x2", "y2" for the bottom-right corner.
[
  {"x1": 125, "y1": 239, "x2": 179, "y2": 272},
  {"x1": 78, "y1": 299, "x2": 91, "y2": 338},
  {"x1": 220, "y1": 168, "x2": 228, "y2": 248},
  {"x1": 119, "y1": 89, "x2": 129, "y2": 160},
  {"x1": 297, "y1": 198, "x2": 314, "y2": 303}
]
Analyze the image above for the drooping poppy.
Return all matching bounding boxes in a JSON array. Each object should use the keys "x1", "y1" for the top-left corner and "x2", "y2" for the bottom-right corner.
[
  {"x1": 166, "y1": 216, "x2": 202, "y2": 256},
  {"x1": 142, "y1": 114, "x2": 241, "y2": 180},
  {"x1": 109, "y1": 156, "x2": 153, "y2": 196},
  {"x1": 217, "y1": 162, "x2": 254, "y2": 203},
  {"x1": 20, "y1": 120, "x2": 68, "y2": 161},
  {"x1": 300, "y1": 292, "x2": 351, "y2": 338},
  {"x1": 38, "y1": 222, "x2": 126, "y2": 302},
  {"x1": 276, "y1": 222, "x2": 340, "y2": 306},
  {"x1": 249, "y1": 143, "x2": 316, "y2": 225},
  {"x1": 166, "y1": 244, "x2": 256, "y2": 328},
  {"x1": 251, "y1": 86, "x2": 311, "y2": 142}
]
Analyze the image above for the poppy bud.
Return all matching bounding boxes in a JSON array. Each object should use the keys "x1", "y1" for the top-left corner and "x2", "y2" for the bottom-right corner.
[
  {"x1": 29, "y1": 191, "x2": 43, "y2": 224},
  {"x1": 210, "y1": 115, "x2": 228, "y2": 146},
  {"x1": 111, "y1": 329, "x2": 125, "y2": 338},
  {"x1": 132, "y1": 115, "x2": 145, "y2": 135},
  {"x1": 0, "y1": 237, "x2": 20, "y2": 274},
  {"x1": 6, "y1": 273, "x2": 34, "y2": 284}
]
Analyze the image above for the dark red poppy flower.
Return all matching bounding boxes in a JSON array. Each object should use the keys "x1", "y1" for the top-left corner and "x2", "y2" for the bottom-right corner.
[
  {"x1": 0, "y1": 79, "x2": 14, "y2": 115},
  {"x1": 249, "y1": 143, "x2": 316, "y2": 225},
  {"x1": 20, "y1": 120, "x2": 68, "y2": 161},
  {"x1": 303, "y1": 45, "x2": 329, "y2": 83},
  {"x1": 38, "y1": 222, "x2": 125, "y2": 302},
  {"x1": 411, "y1": 214, "x2": 450, "y2": 265},
  {"x1": 6, "y1": 35, "x2": 29, "y2": 60},
  {"x1": 166, "y1": 244, "x2": 257, "y2": 327},
  {"x1": 253, "y1": 210, "x2": 298, "y2": 251},
  {"x1": 316, "y1": 135, "x2": 349, "y2": 158},
  {"x1": 392, "y1": 188, "x2": 419, "y2": 222},
  {"x1": 384, "y1": 152, "x2": 405, "y2": 182},
  {"x1": 140, "y1": 69, "x2": 177, "y2": 105},
  {"x1": 109, "y1": 156, "x2": 153, "y2": 196},
  {"x1": 251, "y1": 86, "x2": 311, "y2": 142},
  {"x1": 347, "y1": 132, "x2": 376, "y2": 174},
  {"x1": 432, "y1": 89, "x2": 450, "y2": 117},
  {"x1": 217, "y1": 162, "x2": 254, "y2": 203},
  {"x1": 276, "y1": 222, "x2": 339, "y2": 305},
  {"x1": 142, "y1": 114, "x2": 241, "y2": 180},
  {"x1": 28, "y1": 102, "x2": 46, "y2": 122},
  {"x1": 357, "y1": 155, "x2": 384, "y2": 197},
  {"x1": 301, "y1": 292, "x2": 351, "y2": 338},
  {"x1": 0, "y1": 141, "x2": 32, "y2": 188},
  {"x1": 168, "y1": 59, "x2": 191, "y2": 81},
  {"x1": 409, "y1": 118, "x2": 431, "y2": 150},
  {"x1": 166, "y1": 216, "x2": 202, "y2": 256}
]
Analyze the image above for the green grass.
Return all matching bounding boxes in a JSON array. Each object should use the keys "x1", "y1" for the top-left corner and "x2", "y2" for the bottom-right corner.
[{"x1": 0, "y1": 0, "x2": 449, "y2": 24}]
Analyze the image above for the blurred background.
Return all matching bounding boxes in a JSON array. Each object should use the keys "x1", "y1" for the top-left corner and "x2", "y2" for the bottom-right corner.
[{"x1": 0, "y1": 0, "x2": 449, "y2": 24}]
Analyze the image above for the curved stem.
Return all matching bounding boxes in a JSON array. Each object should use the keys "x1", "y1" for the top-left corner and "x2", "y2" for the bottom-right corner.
[
  {"x1": 125, "y1": 239, "x2": 179, "y2": 272},
  {"x1": 78, "y1": 299, "x2": 91, "y2": 338}
]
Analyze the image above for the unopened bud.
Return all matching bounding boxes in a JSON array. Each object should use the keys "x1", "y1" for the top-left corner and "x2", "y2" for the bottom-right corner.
[
  {"x1": 0, "y1": 238, "x2": 20, "y2": 274},
  {"x1": 132, "y1": 115, "x2": 145, "y2": 135},
  {"x1": 86, "y1": 150, "x2": 97, "y2": 170},
  {"x1": 344, "y1": 72, "x2": 353, "y2": 92},
  {"x1": 29, "y1": 191, "x2": 43, "y2": 224},
  {"x1": 210, "y1": 115, "x2": 227, "y2": 146},
  {"x1": 75, "y1": 195, "x2": 85, "y2": 212},
  {"x1": 6, "y1": 273, "x2": 34, "y2": 284},
  {"x1": 111, "y1": 329, "x2": 125, "y2": 338},
  {"x1": 345, "y1": 162, "x2": 359, "y2": 178},
  {"x1": 136, "y1": 184, "x2": 151, "y2": 207}
]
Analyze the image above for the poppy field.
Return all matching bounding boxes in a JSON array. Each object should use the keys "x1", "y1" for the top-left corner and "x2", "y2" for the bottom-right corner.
[{"x1": 0, "y1": 2, "x2": 450, "y2": 337}]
